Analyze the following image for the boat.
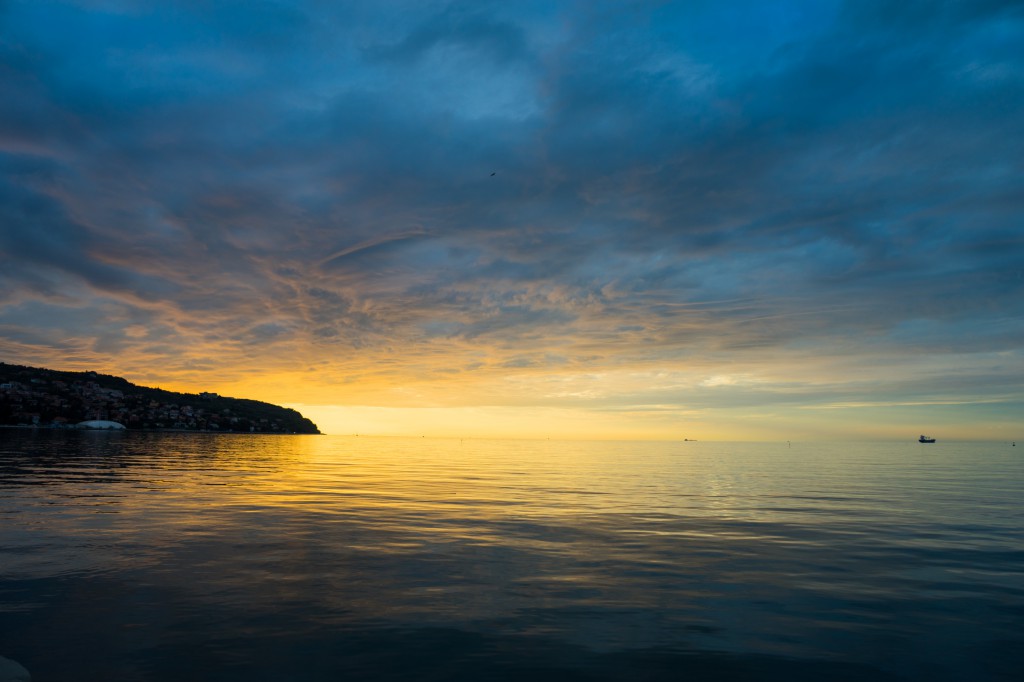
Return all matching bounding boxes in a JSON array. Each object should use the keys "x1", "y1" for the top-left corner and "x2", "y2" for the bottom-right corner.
[
  {"x1": 77, "y1": 419, "x2": 127, "y2": 430},
  {"x1": 918, "y1": 435, "x2": 935, "y2": 443}
]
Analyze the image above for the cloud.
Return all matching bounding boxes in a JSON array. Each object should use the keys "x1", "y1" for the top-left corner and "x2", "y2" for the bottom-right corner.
[
  {"x1": 362, "y1": 4, "x2": 531, "y2": 66},
  {"x1": 317, "y1": 228, "x2": 432, "y2": 268},
  {"x1": 0, "y1": 0, "x2": 1022, "y2": 436}
]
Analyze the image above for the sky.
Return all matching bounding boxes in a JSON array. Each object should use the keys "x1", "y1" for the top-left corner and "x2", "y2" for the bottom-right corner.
[{"x1": 1, "y1": 0, "x2": 1022, "y2": 440}]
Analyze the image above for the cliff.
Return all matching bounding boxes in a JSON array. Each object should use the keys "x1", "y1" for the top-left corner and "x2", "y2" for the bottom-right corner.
[{"x1": 0, "y1": 362, "x2": 320, "y2": 434}]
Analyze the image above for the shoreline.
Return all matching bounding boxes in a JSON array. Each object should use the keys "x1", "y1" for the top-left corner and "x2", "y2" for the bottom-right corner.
[{"x1": 0, "y1": 424, "x2": 320, "y2": 435}]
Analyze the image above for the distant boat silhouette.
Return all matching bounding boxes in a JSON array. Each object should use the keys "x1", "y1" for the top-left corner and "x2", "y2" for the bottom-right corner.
[{"x1": 918, "y1": 435, "x2": 936, "y2": 443}]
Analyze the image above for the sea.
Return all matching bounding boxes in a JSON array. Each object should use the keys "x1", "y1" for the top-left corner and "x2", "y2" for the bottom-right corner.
[{"x1": 1, "y1": 431, "x2": 1021, "y2": 681}]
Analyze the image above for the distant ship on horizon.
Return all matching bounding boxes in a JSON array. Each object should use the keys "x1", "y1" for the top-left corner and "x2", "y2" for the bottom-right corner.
[{"x1": 918, "y1": 435, "x2": 936, "y2": 443}]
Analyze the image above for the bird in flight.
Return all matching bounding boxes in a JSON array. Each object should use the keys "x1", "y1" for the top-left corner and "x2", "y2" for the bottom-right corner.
[{"x1": 490, "y1": 172, "x2": 496, "y2": 176}]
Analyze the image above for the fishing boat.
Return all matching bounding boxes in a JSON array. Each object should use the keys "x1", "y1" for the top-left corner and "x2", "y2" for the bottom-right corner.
[{"x1": 918, "y1": 435, "x2": 936, "y2": 443}]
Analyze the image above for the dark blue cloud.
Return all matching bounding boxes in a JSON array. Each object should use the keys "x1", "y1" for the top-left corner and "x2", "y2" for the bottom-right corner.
[{"x1": 363, "y1": 3, "x2": 531, "y2": 65}]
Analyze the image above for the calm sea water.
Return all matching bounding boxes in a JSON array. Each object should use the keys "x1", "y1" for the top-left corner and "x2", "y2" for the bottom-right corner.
[{"x1": 1, "y1": 432, "x2": 1021, "y2": 681}]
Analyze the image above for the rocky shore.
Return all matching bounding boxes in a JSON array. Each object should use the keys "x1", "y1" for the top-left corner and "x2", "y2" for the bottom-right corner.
[{"x1": 0, "y1": 362, "x2": 320, "y2": 434}]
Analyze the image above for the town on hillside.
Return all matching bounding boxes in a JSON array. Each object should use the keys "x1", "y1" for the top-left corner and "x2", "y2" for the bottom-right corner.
[{"x1": 0, "y1": 363, "x2": 320, "y2": 434}]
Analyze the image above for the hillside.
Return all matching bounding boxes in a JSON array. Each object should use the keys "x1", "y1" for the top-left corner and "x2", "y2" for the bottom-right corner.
[{"x1": 0, "y1": 362, "x2": 320, "y2": 434}]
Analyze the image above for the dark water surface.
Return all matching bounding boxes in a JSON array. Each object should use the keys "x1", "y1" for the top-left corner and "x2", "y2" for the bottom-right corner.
[{"x1": 1, "y1": 432, "x2": 1021, "y2": 681}]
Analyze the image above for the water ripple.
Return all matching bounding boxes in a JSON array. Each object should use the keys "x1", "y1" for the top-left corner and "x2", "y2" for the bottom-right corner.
[{"x1": 1, "y1": 432, "x2": 1022, "y2": 681}]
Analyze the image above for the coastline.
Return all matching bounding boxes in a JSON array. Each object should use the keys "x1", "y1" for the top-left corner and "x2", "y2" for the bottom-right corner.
[{"x1": 0, "y1": 424, "x2": 320, "y2": 435}]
